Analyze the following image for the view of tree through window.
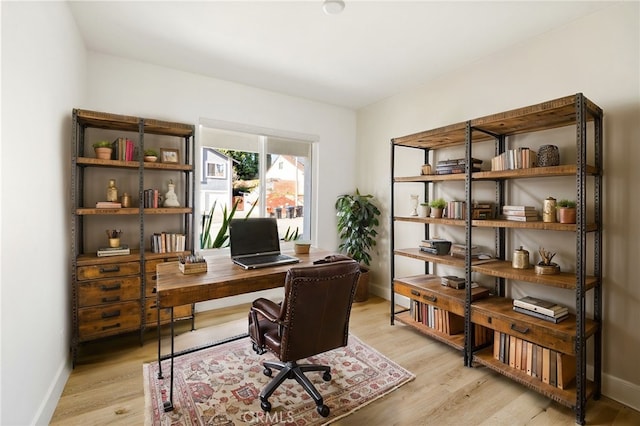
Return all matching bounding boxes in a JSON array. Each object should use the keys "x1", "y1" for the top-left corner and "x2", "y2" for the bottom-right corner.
[{"x1": 197, "y1": 126, "x2": 312, "y2": 250}]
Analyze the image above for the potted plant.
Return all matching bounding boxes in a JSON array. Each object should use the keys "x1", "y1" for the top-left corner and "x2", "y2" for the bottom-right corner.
[
  {"x1": 535, "y1": 247, "x2": 560, "y2": 275},
  {"x1": 93, "y1": 141, "x2": 113, "y2": 160},
  {"x1": 429, "y1": 198, "x2": 446, "y2": 218},
  {"x1": 557, "y1": 199, "x2": 576, "y2": 224},
  {"x1": 335, "y1": 189, "x2": 381, "y2": 302},
  {"x1": 144, "y1": 149, "x2": 158, "y2": 162}
]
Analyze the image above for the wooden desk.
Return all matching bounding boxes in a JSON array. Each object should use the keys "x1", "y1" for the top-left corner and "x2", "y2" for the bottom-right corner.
[{"x1": 156, "y1": 248, "x2": 334, "y2": 411}]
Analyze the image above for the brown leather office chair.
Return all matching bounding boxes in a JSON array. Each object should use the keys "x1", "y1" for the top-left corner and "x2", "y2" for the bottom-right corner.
[{"x1": 248, "y1": 257, "x2": 361, "y2": 417}]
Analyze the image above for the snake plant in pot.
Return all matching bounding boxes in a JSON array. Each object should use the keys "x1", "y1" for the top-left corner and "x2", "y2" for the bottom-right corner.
[{"x1": 335, "y1": 189, "x2": 381, "y2": 301}]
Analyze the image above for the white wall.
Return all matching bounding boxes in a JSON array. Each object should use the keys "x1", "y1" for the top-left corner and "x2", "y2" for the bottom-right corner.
[
  {"x1": 357, "y1": 2, "x2": 640, "y2": 410},
  {"x1": 85, "y1": 52, "x2": 357, "y2": 253},
  {"x1": 1, "y1": 2, "x2": 86, "y2": 424}
]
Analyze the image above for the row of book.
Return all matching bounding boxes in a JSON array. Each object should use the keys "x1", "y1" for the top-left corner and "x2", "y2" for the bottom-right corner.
[
  {"x1": 150, "y1": 232, "x2": 186, "y2": 254},
  {"x1": 435, "y1": 158, "x2": 483, "y2": 175},
  {"x1": 111, "y1": 137, "x2": 136, "y2": 161},
  {"x1": 513, "y1": 296, "x2": 569, "y2": 323},
  {"x1": 493, "y1": 331, "x2": 576, "y2": 389},
  {"x1": 490, "y1": 147, "x2": 537, "y2": 171},
  {"x1": 410, "y1": 300, "x2": 464, "y2": 335},
  {"x1": 143, "y1": 189, "x2": 161, "y2": 208},
  {"x1": 502, "y1": 205, "x2": 539, "y2": 222}
]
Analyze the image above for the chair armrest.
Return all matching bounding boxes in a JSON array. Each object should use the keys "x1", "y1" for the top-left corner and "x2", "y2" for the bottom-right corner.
[{"x1": 252, "y1": 298, "x2": 281, "y2": 322}]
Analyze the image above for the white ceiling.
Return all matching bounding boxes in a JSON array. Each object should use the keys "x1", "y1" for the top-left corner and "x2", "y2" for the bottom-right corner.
[{"x1": 68, "y1": 1, "x2": 614, "y2": 109}]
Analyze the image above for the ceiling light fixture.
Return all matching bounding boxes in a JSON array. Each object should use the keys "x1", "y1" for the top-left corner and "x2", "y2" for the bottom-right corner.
[{"x1": 322, "y1": 0, "x2": 345, "y2": 15}]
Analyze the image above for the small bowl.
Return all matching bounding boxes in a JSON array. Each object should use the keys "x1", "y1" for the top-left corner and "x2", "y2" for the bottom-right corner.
[
  {"x1": 144, "y1": 156, "x2": 158, "y2": 162},
  {"x1": 294, "y1": 242, "x2": 311, "y2": 254}
]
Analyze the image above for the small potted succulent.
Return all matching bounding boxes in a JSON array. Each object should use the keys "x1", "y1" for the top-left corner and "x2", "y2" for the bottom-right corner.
[
  {"x1": 557, "y1": 199, "x2": 576, "y2": 224},
  {"x1": 93, "y1": 141, "x2": 113, "y2": 160},
  {"x1": 535, "y1": 247, "x2": 560, "y2": 275},
  {"x1": 429, "y1": 198, "x2": 446, "y2": 218},
  {"x1": 144, "y1": 149, "x2": 158, "y2": 162},
  {"x1": 420, "y1": 202, "x2": 430, "y2": 217}
]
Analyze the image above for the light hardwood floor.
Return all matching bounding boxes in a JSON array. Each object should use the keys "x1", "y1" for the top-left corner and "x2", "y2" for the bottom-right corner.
[{"x1": 51, "y1": 297, "x2": 639, "y2": 425}]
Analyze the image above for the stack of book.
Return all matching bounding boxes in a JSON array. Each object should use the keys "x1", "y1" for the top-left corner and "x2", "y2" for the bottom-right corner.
[
  {"x1": 112, "y1": 137, "x2": 136, "y2": 161},
  {"x1": 513, "y1": 296, "x2": 569, "y2": 323},
  {"x1": 97, "y1": 245, "x2": 130, "y2": 257},
  {"x1": 419, "y1": 239, "x2": 452, "y2": 255},
  {"x1": 490, "y1": 147, "x2": 537, "y2": 171},
  {"x1": 471, "y1": 202, "x2": 495, "y2": 220},
  {"x1": 449, "y1": 243, "x2": 482, "y2": 259},
  {"x1": 435, "y1": 158, "x2": 482, "y2": 175},
  {"x1": 95, "y1": 201, "x2": 122, "y2": 209},
  {"x1": 440, "y1": 275, "x2": 466, "y2": 289},
  {"x1": 502, "y1": 205, "x2": 539, "y2": 222},
  {"x1": 493, "y1": 331, "x2": 576, "y2": 389}
]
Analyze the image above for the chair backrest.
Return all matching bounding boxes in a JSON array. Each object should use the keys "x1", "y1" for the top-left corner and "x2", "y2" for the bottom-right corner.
[{"x1": 279, "y1": 260, "x2": 361, "y2": 362}]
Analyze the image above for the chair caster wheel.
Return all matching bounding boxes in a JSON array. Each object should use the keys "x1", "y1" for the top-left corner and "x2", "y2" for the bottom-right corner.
[
  {"x1": 322, "y1": 372, "x2": 331, "y2": 381},
  {"x1": 317, "y1": 404, "x2": 330, "y2": 417},
  {"x1": 263, "y1": 367, "x2": 272, "y2": 377},
  {"x1": 261, "y1": 400, "x2": 271, "y2": 412}
]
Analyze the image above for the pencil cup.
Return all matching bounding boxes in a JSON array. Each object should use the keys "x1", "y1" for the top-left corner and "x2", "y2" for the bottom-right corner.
[{"x1": 109, "y1": 238, "x2": 121, "y2": 248}]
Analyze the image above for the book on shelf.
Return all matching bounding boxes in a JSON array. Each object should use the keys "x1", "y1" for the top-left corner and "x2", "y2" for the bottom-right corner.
[
  {"x1": 490, "y1": 147, "x2": 537, "y2": 171},
  {"x1": 150, "y1": 232, "x2": 186, "y2": 253},
  {"x1": 95, "y1": 201, "x2": 122, "y2": 208},
  {"x1": 419, "y1": 239, "x2": 451, "y2": 255},
  {"x1": 503, "y1": 214, "x2": 540, "y2": 222},
  {"x1": 502, "y1": 205, "x2": 537, "y2": 211},
  {"x1": 513, "y1": 296, "x2": 569, "y2": 318},
  {"x1": 502, "y1": 209, "x2": 539, "y2": 217},
  {"x1": 97, "y1": 245, "x2": 130, "y2": 257},
  {"x1": 513, "y1": 306, "x2": 569, "y2": 323}
]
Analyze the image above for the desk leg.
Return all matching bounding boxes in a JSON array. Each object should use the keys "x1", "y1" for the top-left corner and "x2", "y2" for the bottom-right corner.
[
  {"x1": 163, "y1": 307, "x2": 175, "y2": 412},
  {"x1": 157, "y1": 302, "x2": 163, "y2": 379}
]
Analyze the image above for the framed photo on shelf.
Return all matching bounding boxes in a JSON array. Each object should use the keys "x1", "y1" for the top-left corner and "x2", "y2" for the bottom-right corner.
[{"x1": 160, "y1": 148, "x2": 179, "y2": 164}]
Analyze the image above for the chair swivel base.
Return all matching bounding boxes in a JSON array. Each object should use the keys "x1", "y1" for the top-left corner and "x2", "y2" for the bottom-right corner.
[{"x1": 259, "y1": 360, "x2": 331, "y2": 417}]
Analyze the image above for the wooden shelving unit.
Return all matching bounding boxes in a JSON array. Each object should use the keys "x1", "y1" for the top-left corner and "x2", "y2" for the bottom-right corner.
[
  {"x1": 70, "y1": 109, "x2": 196, "y2": 364},
  {"x1": 390, "y1": 94, "x2": 603, "y2": 424}
]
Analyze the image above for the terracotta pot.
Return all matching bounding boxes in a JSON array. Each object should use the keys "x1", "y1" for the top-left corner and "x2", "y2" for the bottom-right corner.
[
  {"x1": 354, "y1": 267, "x2": 369, "y2": 302},
  {"x1": 558, "y1": 207, "x2": 576, "y2": 224},
  {"x1": 95, "y1": 147, "x2": 113, "y2": 160},
  {"x1": 430, "y1": 208, "x2": 443, "y2": 218}
]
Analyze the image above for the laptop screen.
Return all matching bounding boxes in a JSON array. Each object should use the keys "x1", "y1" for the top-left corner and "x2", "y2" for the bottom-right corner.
[{"x1": 229, "y1": 218, "x2": 282, "y2": 257}]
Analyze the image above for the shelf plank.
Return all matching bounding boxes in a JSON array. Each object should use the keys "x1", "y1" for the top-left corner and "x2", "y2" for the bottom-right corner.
[
  {"x1": 394, "y1": 216, "x2": 597, "y2": 232},
  {"x1": 394, "y1": 248, "x2": 497, "y2": 267},
  {"x1": 76, "y1": 157, "x2": 192, "y2": 171},
  {"x1": 75, "y1": 109, "x2": 193, "y2": 137},
  {"x1": 473, "y1": 347, "x2": 594, "y2": 410},
  {"x1": 394, "y1": 165, "x2": 598, "y2": 183},
  {"x1": 395, "y1": 311, "x2": 465, "y2": 351},
  {"x1": 77, "y1": 207, "x2": 193, "y2": 215},
  {"x1": 392, "y1": 94, "x2": 601, "y2": 149},
  {"x1": 472, "y1": 260, "x2": 597, "y2": 290}
]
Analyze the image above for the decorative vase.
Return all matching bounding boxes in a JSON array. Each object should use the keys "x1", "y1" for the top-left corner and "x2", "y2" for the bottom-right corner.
[
  {"x1": 537, "y1": 145, "x2": 560, "y2": 167},
  {"x1": 542, "y1": 197, "x2": 557, "y2": 222},
  {"x1": 163, "y1": 180, "x2": 180, "y2": 207},
  {"x1": 558, "y1": 207, "x2": 576, "y2": 224},
  {"x1": 106, "y1": 179, "x2": 118, "y2": 202},
  {"x1": 95, "y1": 147, "x2": 113, "y2": 160},
  {"x1": 410, "y1": 195, "x2": 419, "y2": 216},
  {"x1": 420, "y1": 204, "x2": 430, "y2": 217}
]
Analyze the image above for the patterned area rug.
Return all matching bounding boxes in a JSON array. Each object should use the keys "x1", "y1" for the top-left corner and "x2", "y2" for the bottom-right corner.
[{"x1": 143, "y1": 334, "x2": 414, "y2": 425}]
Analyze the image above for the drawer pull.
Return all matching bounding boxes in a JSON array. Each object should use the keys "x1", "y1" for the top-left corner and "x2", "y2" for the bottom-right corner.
[
  {"x1": 410, "y1": 290, "x2": 420, "y2": 297},
  {"x1": 100, "y1": 283, "x2": 122, "y2": 291},
  {"x1": 99, "y1": 265, "x2": 120, "y2": 273},
  {"x1": 151, "y1": 274, "x2": 157, "y2": 281},
  {"x1": 101, "y1": 310, "x2": 121, "y2": 319},
  {"x1": 102, "y1": 323, "x2": 121, "y2": 331},
  {"x1": 101, "y1": 296, "x2": 120, "y2": 303},
  {"x1": 152, "y1": 287, "x2": 157, "y2": 294},
  {"x1": 422, "y1": 294, "x2": 437, "y2": 303},
  {"x1": 511, "y1": 323, "x2": 529, "y2": 334}
]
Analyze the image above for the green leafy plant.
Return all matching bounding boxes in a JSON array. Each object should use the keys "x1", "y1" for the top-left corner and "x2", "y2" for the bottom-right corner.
[
  {"x1": 200, "y1": 199, "x2": 257, "y2": 249},
  {"x1": 282, "y1": 226, "x2": 300, "y2": 241},
  {"x1": 92, "y1": 140, "x2": 112, "y2": 149},
  {"x1": 335, "y1": 189, "x2": 381, "y2": 266},
  {"x1": 429, "y1": 198, "x2": 447, "y2": 209},
  {"x1": 557, "y1": 199, "x2": 576, "y2": 208},
  {"x1": 144, "y1": 149, "x2": 158, "y2": 157}
]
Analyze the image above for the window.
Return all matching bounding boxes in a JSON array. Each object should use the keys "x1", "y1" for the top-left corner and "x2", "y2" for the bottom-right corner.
[{"x1": 197, "y1": 123, "x2": 314, "y2": 250}]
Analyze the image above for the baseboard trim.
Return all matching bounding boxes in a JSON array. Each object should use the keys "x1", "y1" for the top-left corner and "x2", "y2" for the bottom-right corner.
[{"x1": 35, "y1": 358, "x2": 71, "y2": 424}]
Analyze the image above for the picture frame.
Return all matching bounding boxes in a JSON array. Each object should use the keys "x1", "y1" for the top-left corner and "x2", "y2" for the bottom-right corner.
[{"x1": 160, "y1": 148, "x2": 179, "y2": 164}]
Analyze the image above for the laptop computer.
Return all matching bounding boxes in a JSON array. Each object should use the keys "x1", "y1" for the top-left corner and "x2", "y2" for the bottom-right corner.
[{"x1": 229, "y1": 217, "x2": 300, "y2": 269}]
